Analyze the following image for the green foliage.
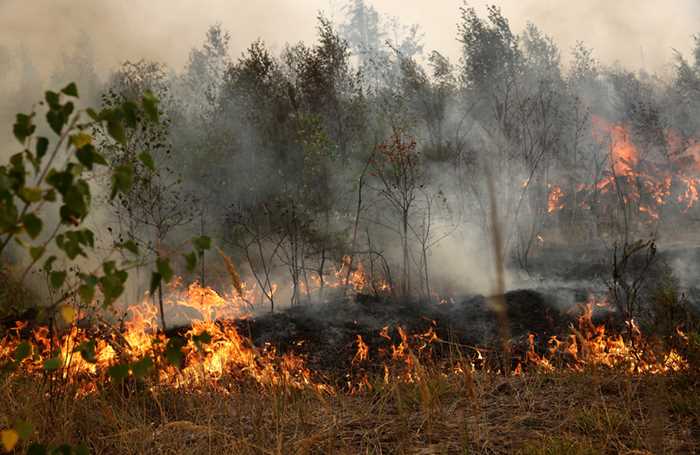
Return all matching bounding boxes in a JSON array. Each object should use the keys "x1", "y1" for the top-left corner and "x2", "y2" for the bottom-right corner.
[
  {"x1": 107, "y1": 363, "x2": 129, "y2": 382},
  {"x1": 1, "y1": 83, "x2": 148, "y2": 315},
  {"x1": 0, "y1": 84, "x2": 215, "y2": 425},
  {"x1": 13, "y1": 341, "x2": 32, "y2": 362},
  {"x1": 192, "y1": 330, "x2": 212, "y2": 351},
  {"x1": 76, "y1": 340, "x2": 96, "y2": 363},
  {"x1": 110, "y1": 164, "x2": 133, "y2": 200},
  {"x1": 165, "y1": 336, "x2": 186, "y2": 367},
  {"x1": 192, "y1": 235, "x2": 211, "y2": 252},
  {"x1": 130, "y1": 356, "x2": 154, "y2": 379},
  {"x1": 42, "y1": 356, "x2": 62, "y2": 371},
  {"x1": 458, "y1": 5, "x2": 521, "y2": 92}
]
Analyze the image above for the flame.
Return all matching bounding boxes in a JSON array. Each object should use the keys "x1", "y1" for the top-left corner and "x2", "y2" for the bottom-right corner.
[
  {"x1": 546, "y1": 117, "x2": 700, "y2": 224},
  {"x1": 0, "y1": 278, "x2": 689, "y2": 399},
  {"x1": 591, "y1": 116, "x2": 639, "y2": 176},
  {"x1": 353, "y1": 335, "x2": 369, "y2": 364},
  {"x1": 525, "y1": 300, "x2": 688, "y2": 374},
  {"x1": 547, "y1": 184, "x2": 565, "y2": 213},
  {"x1": 678, "y1": 175, "x2": 699, "y2": 211},
  {"x1": 1, "y1": 281, "x2": 335, "y2": 396}
]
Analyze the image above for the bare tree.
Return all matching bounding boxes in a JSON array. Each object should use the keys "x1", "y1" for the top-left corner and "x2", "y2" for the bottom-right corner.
[{"x1": 370, "y1": 128, "x2": 421, "y2": 297}]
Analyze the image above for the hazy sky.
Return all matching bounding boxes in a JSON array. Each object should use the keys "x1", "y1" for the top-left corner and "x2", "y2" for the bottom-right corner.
[{"x1": 0, "y1": 0, "x2": 698, "y2": 76}]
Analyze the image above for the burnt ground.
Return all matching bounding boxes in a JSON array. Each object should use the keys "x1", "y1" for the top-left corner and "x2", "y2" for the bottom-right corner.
[
  {"x1": 224, "y1": 244, "x2": 700, "y2": 377},
  {"x1": 3, "y1": 245, "x2": 699, "y2": 378},
  {"x1": 230, "y1": 288, "x2": 603, "y2": 376}
]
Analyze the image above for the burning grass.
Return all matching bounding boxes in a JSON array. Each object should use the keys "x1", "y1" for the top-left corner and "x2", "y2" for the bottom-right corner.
[
  {"x1": 1, "y1": 280, "x2": 698, "y2": 453},
  {"x1": 546, "y1": 116, "x2": 700, "y2": 224}
]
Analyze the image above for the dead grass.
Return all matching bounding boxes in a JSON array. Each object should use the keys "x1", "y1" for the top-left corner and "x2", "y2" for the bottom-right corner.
[{"x1": 1, "y1": 367, "x2": 698, "y2": 454}]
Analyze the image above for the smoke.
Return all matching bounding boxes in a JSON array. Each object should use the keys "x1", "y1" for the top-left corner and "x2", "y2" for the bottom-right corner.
[
  {"x1": 1, "y1": 0, "x2": 697, "y2": 77},
  {"x1": 1, "y1": 0, "x2": 697, "y2": 147},
  {"x1": 1, "y1": 0, "x2": 699, "y2": 315}
]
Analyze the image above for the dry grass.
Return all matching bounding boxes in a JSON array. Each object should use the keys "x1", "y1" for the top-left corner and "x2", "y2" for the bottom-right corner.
[{"x1": 1, "y1": 367, "x2": 698, "y2": 454}]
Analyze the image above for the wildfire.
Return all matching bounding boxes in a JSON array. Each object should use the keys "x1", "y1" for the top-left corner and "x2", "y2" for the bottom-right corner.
[
  {"x1": 0, "y1": 274, "x2": 690, "y2": 400},
  {"x1": 547, "y1": 116, "x2": 700, "y2": 223},
  {"x1": 524, "y1": 299, "x2": 688, "y2": 374},
  {"x1": 353, "y1": 335, "x2": 369, "y2": 364},
  {"x1": 0, "y1": 281, "x2": 334, "y2": 396},
  {"x1": 678, "y1": 175, "x2": 699, "y2": 211},
  {"x1": 603, "y1": 121, "x2": 638, "y2": 176},
  {"x1": 547, "y1": 184, "x2": 565, "y2": 213}
]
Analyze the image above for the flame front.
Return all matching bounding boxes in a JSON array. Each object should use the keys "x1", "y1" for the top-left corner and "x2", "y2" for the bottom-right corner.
[{"x1": 547, "y1": 116, "x2": 700, "y2": 222}]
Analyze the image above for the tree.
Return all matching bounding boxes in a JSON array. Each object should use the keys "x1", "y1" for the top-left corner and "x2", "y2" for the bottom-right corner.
[
  {"x1": 0, "y1": 82, "x2": 213, "y2": 452},
  {"x1": 0, "y1": 83, "x2": 146, "y2": 317},
  {"x1": 101, "y1": 61, "x2": 197, "y2": 330},
  {"x1": 172, "y1": 24, "x2": 232, "y2": 190},
  {"x1": 457, "y1": 5, "x2": 526, "y2": 256},
  {"x1": 370, "y1": 128, "x2": 422, "y2": 297},
  {"x1": 340, "y1": 0, "x2": 387, "y2": 85}
]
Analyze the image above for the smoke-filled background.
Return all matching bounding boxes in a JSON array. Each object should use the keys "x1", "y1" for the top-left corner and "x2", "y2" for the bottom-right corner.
[
  {"x1": 2, "y1": 0, "x2": 700, "y2": 315},
  {"x1": 1, "y1": 0, "x2": 699, "y2": 74}
]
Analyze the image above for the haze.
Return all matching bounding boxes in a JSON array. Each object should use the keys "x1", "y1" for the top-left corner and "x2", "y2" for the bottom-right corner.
[{"x1": 1, "y1": 0, "x2": 698, "y2": 77}]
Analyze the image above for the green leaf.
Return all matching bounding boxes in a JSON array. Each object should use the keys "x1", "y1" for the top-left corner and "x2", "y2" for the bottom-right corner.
[
  {"x1": 121, "y1": 101, "x2": 138, "y2": 128},
  {"x1": 156, "y1": 257, "x2": 173, "y2": 282},
  {"x1": 14, "y1": 341, "x2": 32, "y2": 362},
  {"x1": 107, "y1": 363, "x2": 129, "y2": 382},
  {"x1": 138, "y1": 151, "x2": 155, "y2": 171},
  {"x1": 35, "y1": 137, "x2": 49, "y2": 160},
  {"x1": 45, "y1": 91, "x2": 60, "y2": 109},
  {"x1": 131, "y1": 357, "x2": 154, "y2": 379},
  {"x1": 78, "y1": 283, "x2": 96, "y2": 304},
  {"x1": 86, "y1": 108, "x2": 99, "y2": 121},
  {"x1": 76, "y1": 340, "x2": 96, "y2": 363},
  {"x1": 107, "y1": 118, "x2": 126, "y2": 145},
  {"x1": 78, "y1": 274, "x2": 98, "y2": 304},
  {"x1": 46, "y1": 108, "x2": 66, "y2": 135},
  {"x1": 0, "y1": 201, "x2": 19, "y2": 232},
  {"x1": 50, "y1": 270, "x2": 67, "y2": 289},
  {"x1": 56, "y1": 233, "x2": 83, "y2": 259},
  {"x1": 110, "y1": 165, "x2": 134, "y2": 200},
  {"x1": 77, "y1": 229, "x2": 95, "y2": 248},
  {"x1": 22, "y1": 213, "x2": 43, "y2": 239},
  {"x1": 29, "y1": 246, "x2": 45, "y2": 261},
  {"x1": 62, "y1": 101, "x2": 74, "y2": 119},
  {"x1": 14, "y1": 421, "x2": 33, "y2": 440},
  {"x1": 193, "y1": 236, "x2": 212, "y2": 252},
  {"x1": 192, "y1": 331, "x2": 212, "y2": 351},
  {"x1": 60, "y1": 179, "x2": 91, "y2": 223},
  {"x1": 165, "y1": 336, "x2": 186, "y2": 367},
  {"x1": 18, "y1": 187, "x2": 43, "y2": 203},
  {"x1": 142, "y1": 90, "x2": 160, "y2": 122},
  {"x1": 46, "y1": 169, "x2": 74, "y2": 195},
  {"x1": 184, "y1": 251, "x2": 197, "y2": 272},
  {"x1": 120, "y1": 240, "x2": 139, "y2": 255},
  {"x1": 43, "y1": 189, "x2": 56, "y2": 202},
  {"x1": 43, "y1": 255, "x2": 57, "y2": 272},
  {"x1": 13, "y1": 113, "x2": 36, "y2": 144},
  {"x1": 99, "y1": 262, "x2": 128, "y2": 306},
  {"x1": 149, "y1": 272, "x2": 162, "y2": 295},
  {"x1": 75, "y1": 144, "x2": 107, "y2": 170},
  {"x1": 61, "y1": 82, "x2": 79, "y2": 98},
  {"x1": 43, "y1": 356, "x2": 62, "y2": 371},
  {"x1": 70, "y1": 132, "x2": 92, "y2": 149}
]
